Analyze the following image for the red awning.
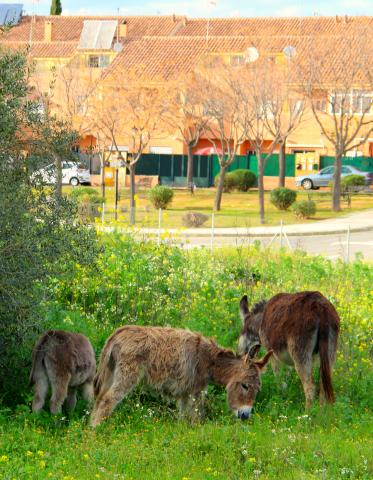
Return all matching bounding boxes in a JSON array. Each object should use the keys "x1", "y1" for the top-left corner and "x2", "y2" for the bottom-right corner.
[{"x1": 194, "y1": 146, "x2": 223, "y2": 155}]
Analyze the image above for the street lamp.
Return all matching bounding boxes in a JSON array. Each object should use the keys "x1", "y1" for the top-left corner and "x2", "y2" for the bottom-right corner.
[{"x1": 114, "y1": 153, "x2": 124, "y2": 221}]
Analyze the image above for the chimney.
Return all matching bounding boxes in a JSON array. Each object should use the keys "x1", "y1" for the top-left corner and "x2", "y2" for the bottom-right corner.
[
  {"x1": 44, "y1": 20, "x2": 53, "y2": 42},
  {"x1": 119, "y1": 20, "x2": 128, "y2": 38}
]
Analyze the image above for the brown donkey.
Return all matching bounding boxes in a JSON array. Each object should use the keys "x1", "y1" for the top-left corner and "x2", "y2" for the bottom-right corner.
[
  {"x1": 30, "y1": 330, "x2": 96, "y2": 414},
  {"x1": 90, "y1": 325, "x2": 273, "y2": 426},
  {"x1": 238, "y1": 292, "x2": 340, "y2": 409}
]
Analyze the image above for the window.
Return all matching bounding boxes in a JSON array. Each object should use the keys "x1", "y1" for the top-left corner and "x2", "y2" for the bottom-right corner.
[
  {"x1": 320, "y1": 167, "x2": 334, "y2": 175},
  {"x1": 87, "y1": 55, "x2": 110, "y2": 68},
  {"x1": 341, "y1": 166, "x2": 351, "y2": 174},
  {"x1": 314, "y1": 99, "x2": 327, "y2": 112},
  {"x1": 331, "y1": 90, "x2": 372, "y2": 115}
]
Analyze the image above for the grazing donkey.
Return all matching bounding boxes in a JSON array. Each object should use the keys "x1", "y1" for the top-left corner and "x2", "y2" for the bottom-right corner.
[
  {"x1": 30, "y1": 330, "x2": 96, "y2": 414},
  {"x1": 90, "y1": 325, "x2": 273, "y2": 426},
  {"x1": 238, "y1": 292, "x2": 340, "y2": 409}
]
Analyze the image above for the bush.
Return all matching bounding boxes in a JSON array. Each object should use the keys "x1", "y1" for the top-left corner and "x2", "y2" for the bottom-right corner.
[
  {"x1": 292, "y1": 200, "x2": 317, "y2": 219},
  {"x1": 270, "y1": 188, "x2": 297, "y2": 210},
  {"x1": 214, "y1": 172, "x2": 236, "y2": 193},
  {"x1": 341, "y1": 174, "x2": 366, "y2": 190},
  {"x1": 69, "y1": 187, "x2": 104, "y2": 223},
  {"x1": 182, "y1": 212, "x2": 209, "y2": 228},
  {"x1": 148, "y1": 185, "x2": 174, "y2": 209},
  {"x1": 229, "y1": 169, "x2": 257, "y2": 192}
]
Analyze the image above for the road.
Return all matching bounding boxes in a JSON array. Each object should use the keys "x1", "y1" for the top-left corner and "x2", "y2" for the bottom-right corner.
[{"x1": 175, "y1": 230, "x2": 373, "y2": 261}]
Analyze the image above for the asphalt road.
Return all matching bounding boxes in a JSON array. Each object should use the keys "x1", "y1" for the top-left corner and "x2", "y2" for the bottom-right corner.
[{"x1": 175, "y1": 230, "x2": 373, "y2": 261}]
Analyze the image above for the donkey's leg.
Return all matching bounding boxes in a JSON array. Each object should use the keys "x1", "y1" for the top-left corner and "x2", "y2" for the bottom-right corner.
[
  {"x1": 32, "y1": 368, "x2": 49, "y2": 413},
  {"x1": 65, "y1": 387, "x2": 77, "y2": 412},
  {"x1": 289, "y1": 341, "x2": 315, "y2": 410},
  {"x1": 45, "y1": 358, "x2": 71, "y2": 415},
  {"x1": 81, "y1": 379, "x2": 94, "y2": 404},
  {"x1": 90, "y1": 363, "x2": 141, "y2": 427},
  {"x1": 177, "y1": 391, "x2": 205, "y2": 422}
]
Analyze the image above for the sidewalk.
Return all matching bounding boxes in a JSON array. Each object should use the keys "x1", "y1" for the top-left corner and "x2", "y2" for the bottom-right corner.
[{"x1": 107, "y1": 209, "x2": 373, "y2": 237}]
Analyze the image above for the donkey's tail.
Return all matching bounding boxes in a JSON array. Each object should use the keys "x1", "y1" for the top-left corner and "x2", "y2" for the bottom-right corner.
[
  {"x1": 318, "y1": 318, "x2": 337, "y2": 403},
  {"x1": 93, "y1": 338, "x2": 118, "y2": 398},
  {"x1": 29, "y1": 334, "x2": 49, "y2": 385}
]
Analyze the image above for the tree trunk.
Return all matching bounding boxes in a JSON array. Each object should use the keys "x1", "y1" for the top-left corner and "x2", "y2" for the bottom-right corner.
[
  {"x1": 100, "y1": 152, "x2": 105, "y2": 199},
  {"x1": 54, "y1": 154, "x2": 62, "y2": 200},
  {"x1": 214, "y1": 165, "x2": 227, "y2": 211},
  {"x1": 332, "y1": 153, "x2": 342, "y2": 212},
  {"x1": 278, "y1": 140, "x2": 286, "y2": 188},
  {"x1": 129, "y1": 163, "x2": 136, "y2": 225},
  {"x1": 257, "y1": 149, "x2": 265, "y2": 224},
  {"x1": 186, "y1": 143, "x2": 194, "y2": 189}
]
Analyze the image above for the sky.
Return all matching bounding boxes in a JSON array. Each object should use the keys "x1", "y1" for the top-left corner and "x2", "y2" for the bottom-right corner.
[{"x1": 7, "y1": 0, "x2": 373, "y2": 17}]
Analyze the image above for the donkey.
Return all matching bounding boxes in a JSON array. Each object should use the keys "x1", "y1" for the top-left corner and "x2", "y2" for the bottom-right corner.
[
  {"x1": 90, "y1": 325, "x2": 273, "y2": 426},
  {"x1": 30, "y1": 330, "x2": 96, "y2": 414},
  {"x1": 238, "y1": 292, "x2": 340, "y2": 409}
]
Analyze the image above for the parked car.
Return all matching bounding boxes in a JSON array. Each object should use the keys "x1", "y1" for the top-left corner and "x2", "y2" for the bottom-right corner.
[
  {"x1": 33, "y1": 161, "x2": 91, "y2": 186},
  {"x1": 295, "y1": 165, "x2": 373, "y2": 190}
]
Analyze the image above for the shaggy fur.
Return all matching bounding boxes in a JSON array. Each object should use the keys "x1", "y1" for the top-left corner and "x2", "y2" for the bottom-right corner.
[
  {"x1": 238, "y1": 292, "x2": 340, "y2": 409},
  {"x1": 30, "y1": 330, "x2": 96, "y2": 414},
  {"x1": 90, "y1": 325, "x2": 272, "y2": 426}
]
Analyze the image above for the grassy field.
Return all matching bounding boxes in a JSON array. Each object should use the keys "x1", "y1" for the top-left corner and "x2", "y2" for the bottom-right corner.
[
  {"x1": 63, "y1": 185, "x2": 373, "y2": 228},
  {"x1": 0, "y1": 238, "x2": 372, "y2": 479}
]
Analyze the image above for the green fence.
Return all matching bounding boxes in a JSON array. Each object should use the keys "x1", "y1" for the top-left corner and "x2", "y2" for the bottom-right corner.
[
  {"x1": 320, "y1": 156, "x2": 373, "y2": 172},
  {"x1": 135, "y1": 153, "x2": 373, "y2": 187}
]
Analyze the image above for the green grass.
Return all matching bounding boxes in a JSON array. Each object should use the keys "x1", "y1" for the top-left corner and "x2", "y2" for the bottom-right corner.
[
  {"x1": 0, "y1": 406, "x2": 372, "y2": 479},
  {"x1": 64, "y1": 186, "x2": 373, "y2": 228},
  {"x1": 1, "y1": 238, "x2": 372, "y2": 479}
]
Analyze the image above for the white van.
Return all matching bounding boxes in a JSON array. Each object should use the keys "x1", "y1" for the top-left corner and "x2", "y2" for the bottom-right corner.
[{"x1": 34, "y1": 161, "x2": 91, "y2": 186}]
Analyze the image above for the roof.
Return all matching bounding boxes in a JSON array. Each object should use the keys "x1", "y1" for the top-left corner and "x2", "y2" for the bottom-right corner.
[
  {"x1": 174, "y1": 16, "x2": 373, "y2": 37},
  {"x1": 0, "y1": 14, "x2": 372, "y2": 73},
  {"x1": 0, "y1": 14, "x2": 183, "y2": 42}
]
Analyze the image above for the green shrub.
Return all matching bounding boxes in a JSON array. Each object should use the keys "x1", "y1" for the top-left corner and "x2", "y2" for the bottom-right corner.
[
  {"x1": 182, "y1": 212, "x2": 209, "y2": 228},
  {"x1": 148, "y1": 185, "x2": 174, "y2": 209},
  {"x1": 341, "y1": 174, "x2": 366, "y2": 190},
  {"x1": 214, "y1": 172, "x2": 236, "y2": 193},
  {"x1": 270, "y1": 188, "x2": 297, "y2": 210},
  {"x1": 68, "y1": 187, "x2": 104, "y2": 223},
  {"x1": 230, "y1": 169, "x2": 257, "y2": 191},
  {"x1": 292, "y1": 200, "x2": 316, "y2": 218}
]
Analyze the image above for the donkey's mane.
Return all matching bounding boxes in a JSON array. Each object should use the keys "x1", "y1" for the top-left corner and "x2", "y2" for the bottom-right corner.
[{"x1": 252, "y1": 300, "x2": 267, "y2": 314}]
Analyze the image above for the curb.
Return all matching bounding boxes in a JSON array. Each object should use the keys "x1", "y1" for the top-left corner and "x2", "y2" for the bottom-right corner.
[{"x1": 98, "y1": 224, "x2": 373, "y2": 238}]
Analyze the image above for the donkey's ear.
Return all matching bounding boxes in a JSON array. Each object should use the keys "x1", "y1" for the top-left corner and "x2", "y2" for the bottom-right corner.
[
  {"x1": 254, "y1": 350, "x2": 273, "y2": 372},
  {"x1": 239, "y1": 295, "x2": 249, "y2": 323},
  {"x1": 248, "y1": 343, "x2": 261, "y2": 359}
]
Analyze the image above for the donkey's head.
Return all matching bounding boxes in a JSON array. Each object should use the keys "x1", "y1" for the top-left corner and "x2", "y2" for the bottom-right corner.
[
  {"x1": 238, "y1": 295, "x2": 267, "y2": 356},
  {"x1": 226, "y1": 350, "x2": 273, "y2": 420}
]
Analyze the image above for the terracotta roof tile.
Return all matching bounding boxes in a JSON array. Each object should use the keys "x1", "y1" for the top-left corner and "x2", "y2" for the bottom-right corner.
[
  {"x1": 174, "y1": 16, "x2": 373, "y2": 37},
  {"x1": 0, "y1": 14, "x2": 183, "y2": 43}
]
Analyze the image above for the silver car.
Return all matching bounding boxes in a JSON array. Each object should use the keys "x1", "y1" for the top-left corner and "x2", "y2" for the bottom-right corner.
[
  {"x1": 295, "y1": 165, "x2": 373, "y2": 190},
  {"x1": 33, "y1": 161, "x2": 91, "y2": 186}
]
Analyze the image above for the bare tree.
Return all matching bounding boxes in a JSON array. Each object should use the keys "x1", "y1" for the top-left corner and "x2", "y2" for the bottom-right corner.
[
  {"x1": 300, "y1": 31, "x2": 373, "y2": 211},
  {"x1": 163, "y1": 73, "x2": 209, "y2": 190},
  {"x1": 202, "y1": 61, "x2": 253, "y2": 211},
  {"x1": 263, "y1": 61, "x2": 306, "y2": 187},
  {"x1": 94, "y1": 68, "x2": 167, "y2": 223},
  {"x1": 240, "y1": 60, "x2": 280, "y2": 224}
]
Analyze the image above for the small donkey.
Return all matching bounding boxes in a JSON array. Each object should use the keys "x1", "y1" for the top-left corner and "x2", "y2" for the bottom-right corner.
[
  {"x1": 90, "y1": 325, "x2": 273, "y2": 426},
  {"x1": 30, "y1": 330, "x2": 96, "y2": 414},
  {"x1": 238, "y1": 292, "x2": 340, "y2": 409}
]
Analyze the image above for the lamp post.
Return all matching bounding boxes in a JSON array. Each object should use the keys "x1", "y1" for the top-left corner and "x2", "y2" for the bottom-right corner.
[{"x1": 114, "y1": 153, "x2": 124, "y2": 221}]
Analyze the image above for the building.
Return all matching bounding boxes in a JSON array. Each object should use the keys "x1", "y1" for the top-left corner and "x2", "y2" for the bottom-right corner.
[{"x1": 1, "y1": 9, "x2": 373, "y2": 186}]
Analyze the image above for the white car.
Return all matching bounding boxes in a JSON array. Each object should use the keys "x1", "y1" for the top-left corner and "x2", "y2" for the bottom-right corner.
[{"x1": 34, "y1": 161, "x2": 91, "y2": 186}]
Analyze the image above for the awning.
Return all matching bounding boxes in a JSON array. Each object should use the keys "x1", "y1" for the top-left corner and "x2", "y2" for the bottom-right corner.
[{"x1": 194, "y1": 146, "x2": 223, "y2": 155}]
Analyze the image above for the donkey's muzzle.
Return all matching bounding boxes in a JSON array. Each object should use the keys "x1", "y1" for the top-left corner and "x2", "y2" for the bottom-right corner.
[{"x1": 237, "y1": 406, "x2": 252, "y2": 420}]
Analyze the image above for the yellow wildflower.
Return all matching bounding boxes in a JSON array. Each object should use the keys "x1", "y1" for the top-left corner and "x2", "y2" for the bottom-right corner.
[{"x1": 0, "y1": 455, "x2": 8, "y2": 462}]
